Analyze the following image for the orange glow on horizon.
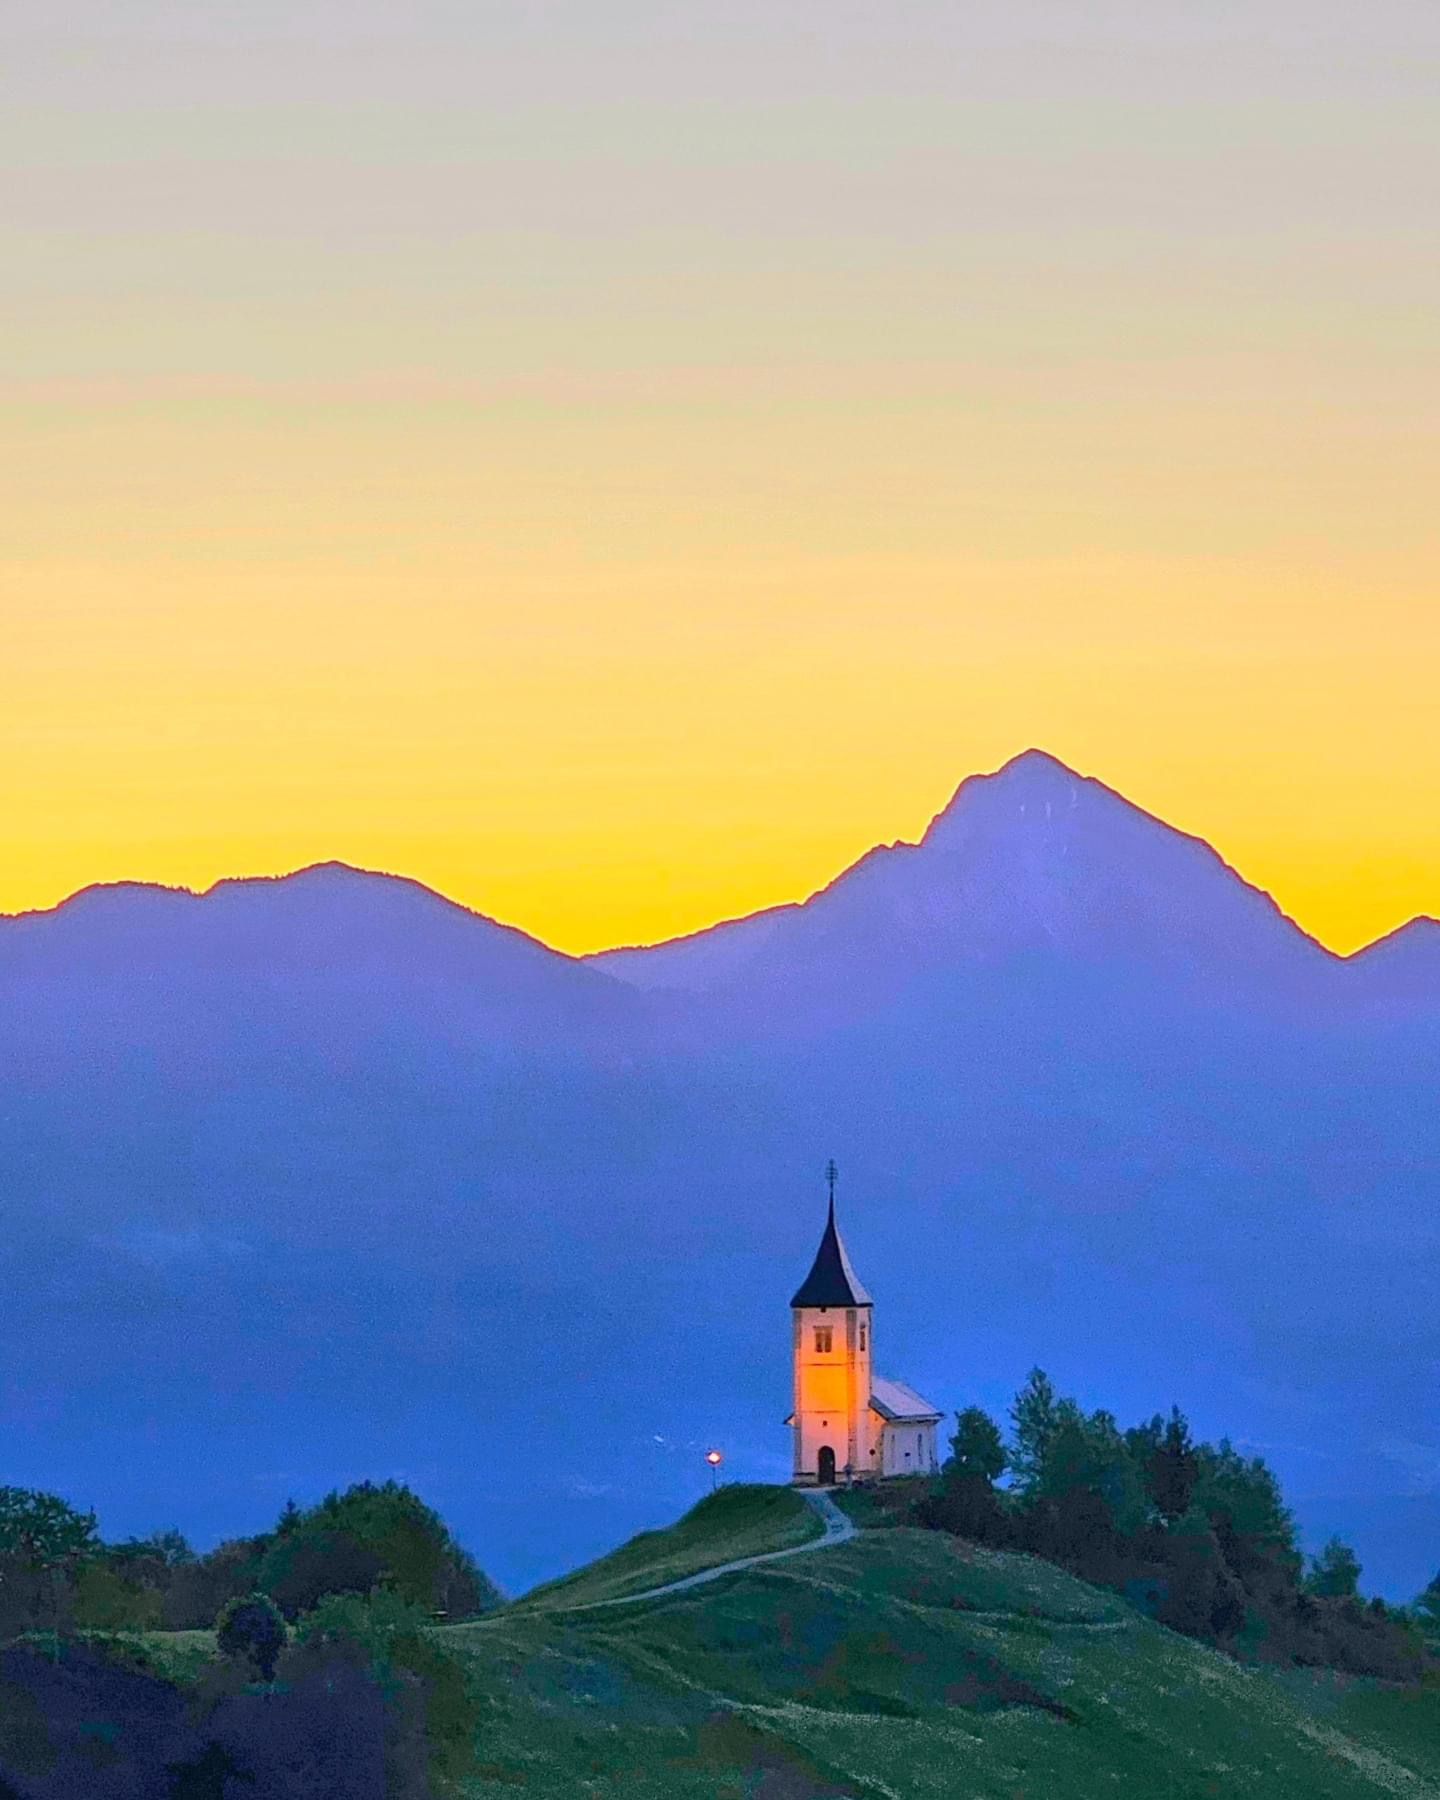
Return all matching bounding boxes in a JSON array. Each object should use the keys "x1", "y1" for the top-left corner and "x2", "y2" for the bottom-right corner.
[
  {"x1": 3, "y1": 567, "x2": 1436, "y2": 959},
  {"x1": 5, "y1": 10, "x2": 1436, "y2": 956}
]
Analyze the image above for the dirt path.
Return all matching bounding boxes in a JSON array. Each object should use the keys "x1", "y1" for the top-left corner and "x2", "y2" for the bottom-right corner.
[{"x1": 561, "y1": 1488, "x2": 857, "y2": 1613}]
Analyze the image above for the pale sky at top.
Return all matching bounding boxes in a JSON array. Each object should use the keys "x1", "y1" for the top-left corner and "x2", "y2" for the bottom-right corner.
[{"x1": 4, "y1": 1, "x2": 1437, "y2": 952}]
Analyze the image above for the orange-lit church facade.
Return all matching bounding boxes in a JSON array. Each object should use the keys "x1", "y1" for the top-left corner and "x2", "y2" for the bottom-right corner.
[{"x1": 786, "y1": 1183, "x2": 942, "y2": 1486}]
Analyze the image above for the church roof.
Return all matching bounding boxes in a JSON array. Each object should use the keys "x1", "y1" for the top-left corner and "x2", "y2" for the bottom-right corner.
[
  {"x1": 789, "y1": 1196, "x2": 872, "y2": 1308},
  {"x1": 870, "y1": 1376, "x2": 943, "y2": 1423}
]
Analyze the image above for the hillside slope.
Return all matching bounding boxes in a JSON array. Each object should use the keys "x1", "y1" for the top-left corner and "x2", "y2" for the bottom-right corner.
[
  {"x1": 448, "y1": 1515, "x2": 1440, "y2": 1799},
  {"x1": 514, "y1": 1484, "x2": 821, "y2": 1611}
]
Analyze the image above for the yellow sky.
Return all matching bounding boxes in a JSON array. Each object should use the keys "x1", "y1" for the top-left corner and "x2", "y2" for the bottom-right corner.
[{"x1": 4, "y1": 5, "x2": 1437, "y2": 955}]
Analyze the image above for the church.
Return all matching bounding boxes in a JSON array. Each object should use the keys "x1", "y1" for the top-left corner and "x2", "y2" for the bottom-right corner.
[{"x1": 786, "y1": 1170, "x2": 943, "y2": 1486}]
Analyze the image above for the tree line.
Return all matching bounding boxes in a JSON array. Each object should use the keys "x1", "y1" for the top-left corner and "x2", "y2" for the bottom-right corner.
[
  {"x1": 0, "y1": 1476, "x2": 499, "y2": 1642},
  {"x1": 889, "y1": 1369, "x2": 1437, "y2": 1683},
  {"x1": 0, "y1": 1478, "x2": 498, "y2": 1796}
]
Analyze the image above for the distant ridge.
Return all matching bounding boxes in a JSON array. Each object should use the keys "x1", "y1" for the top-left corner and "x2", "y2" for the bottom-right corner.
[
  {"x1": 1, "y1": 746, "x2": 1438, "y2": 1602},
  {"x1": 590, "y1": 748, "x2": 1341, "y2": 998},
  {"x1": 5, "y1": 755, "x2": 1432, "y2": 979}
]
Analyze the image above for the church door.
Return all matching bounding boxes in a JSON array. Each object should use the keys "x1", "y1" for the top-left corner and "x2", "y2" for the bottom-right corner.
[{"x1": 817, "y1": 1445, "x2": 837, "y2": 1486}]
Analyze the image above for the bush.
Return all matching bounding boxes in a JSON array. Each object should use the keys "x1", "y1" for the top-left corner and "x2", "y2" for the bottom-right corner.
[{"x1": 215, "y1": 1592, "x2": 288, "y2": 1681}]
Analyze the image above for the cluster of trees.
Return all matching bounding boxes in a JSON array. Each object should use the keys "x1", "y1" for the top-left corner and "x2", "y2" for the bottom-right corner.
[
  {"x1": 901, "y1": 1370, "x2": 1433, "y2": 1683},
  {"x1": 0, "y1": 1588, "x2": 480, "y2": 1799},
  {"x1": 0, "y1": 1477, "x2": 500, "y2": 1641},
  {"x1": 0, "y1": 1480, "x2": 496, "y2": 1797}
]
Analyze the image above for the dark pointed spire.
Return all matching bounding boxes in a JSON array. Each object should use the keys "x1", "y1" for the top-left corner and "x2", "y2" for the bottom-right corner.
[{"x1": 790, "y1": 1161, "x2": 872, "y2": 1307}]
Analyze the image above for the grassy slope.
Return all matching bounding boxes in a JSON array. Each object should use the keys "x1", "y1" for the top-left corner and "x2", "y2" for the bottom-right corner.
[
  {"x1": 512, "y1": 1483, "x2": 822, "y2": 1611},
  {"x1": 444, "y1": 1517, "x2": 1440, "y2": 1799}
]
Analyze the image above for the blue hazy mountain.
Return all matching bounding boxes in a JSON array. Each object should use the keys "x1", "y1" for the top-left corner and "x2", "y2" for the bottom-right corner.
[{"x1": 2, "y1": 755, "x2": 1437, "y2": 1598}]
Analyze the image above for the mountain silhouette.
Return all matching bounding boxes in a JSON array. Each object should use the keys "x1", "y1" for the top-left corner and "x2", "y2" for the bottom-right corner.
[
  {"x1": 2, "y1": 754, "x2": 1436, "y2": 1601},
  {"x1": 592, "y1": 750, "x2": 1335, "y2": 1008}
]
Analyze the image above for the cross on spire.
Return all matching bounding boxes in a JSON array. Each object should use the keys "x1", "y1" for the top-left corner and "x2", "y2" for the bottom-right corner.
[{"x1": 825, "y1": 1158, "x2": 839, "y2": 1215}]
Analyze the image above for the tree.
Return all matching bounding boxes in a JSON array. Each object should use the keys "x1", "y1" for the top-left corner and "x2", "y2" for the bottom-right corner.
[
  {"x1": 1307, "y1": 1536, "x2": 1362, "y2": 1600},
  {"x1": 256, "y1": 1480, "x2": 500, "y2": 1620},
  {"x1": 1145, "y1": 1408, "x2": 1199, "y2": 1527},
  {"x1": 1034, "y1": 1405, "x2": 1148, "y2": 1538},
  {"x1": 216, "y1": 1591, "x2": 288, "y2": 1681},
  {"x1": 1008, "y1": 1368, "x2": 1062, "y2": 1492},
  {"x1": 0, "y1": 1487, "x2": 98, "y2": 1571},
  {"x1": 947, "y1": 1407, "x2": 1007, "y2": 1483},
  {"x1": 0, "y1": 1487, "x2": 98, "y2": 1645},
  {"x1": 1415, "y1": 1571, "x2": 1440, "y2": 1633},
  {"x1": 259, "y1": 1528, "x2": 388, "y2": 1620},
  {"x1": 1192, "y1": 1440, "x2": 1299, "y2": 1576}
]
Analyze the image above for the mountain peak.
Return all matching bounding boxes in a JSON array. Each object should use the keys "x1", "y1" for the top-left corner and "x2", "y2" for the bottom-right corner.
[
  {"x1": 919, "y1": 747, "x2": 1111, "y2": 852},
  {"x1": 997, "y1": 747, "x2": 1082, "y2": 780},
  {"x1": 596, "y1": 748, "x2": 1333, "y2": 995}
]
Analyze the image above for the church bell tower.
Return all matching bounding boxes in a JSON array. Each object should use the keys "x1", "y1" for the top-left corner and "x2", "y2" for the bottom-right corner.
[{"x1": 789, "y1": 1162, "x2": 875, "y2": 1486}]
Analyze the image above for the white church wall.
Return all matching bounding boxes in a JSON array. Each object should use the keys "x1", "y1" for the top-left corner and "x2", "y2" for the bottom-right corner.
[{"x1": 792, "y1": 1302, "x2": 875, "y2": 1483}]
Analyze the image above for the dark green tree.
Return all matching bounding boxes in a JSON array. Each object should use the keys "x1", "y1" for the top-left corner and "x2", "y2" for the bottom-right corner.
[
  {"x1": 1037, "y1": 1404, "x2": 1147, "y2": 1536},
  {"x1": 0, "y1": 1486, "x2": 98, "y2": 1646},
  {"x1": 0, "y1": 1486, "x2": 98, "y2": 1570},
  {"x1": 216, "y1": 1590, "x2": 288, "y2": 1681},
  {"x1": 1145, "y1": 1407, "x2": 1200, "y2": 1526},
  {"x1": 947, "y1": 1407, "x2": 1008, "y2": 1483},
  {"x1": 1008, "y1": 1368, "x2": 1062, "y2": 1492},
  {"x1": 1306, "y1": 1536, "x2": 1362, "y2": 1600},
  {"x1": 1415, "y1": 1571, "x2": 1440, "y2": 1629},
  {"x1": 256, "y1": 1480, "x2": 499, "y2": 1620},
  {"x1": 1192, "y1": 1440, "x2": 1299, "y2": 1572}
]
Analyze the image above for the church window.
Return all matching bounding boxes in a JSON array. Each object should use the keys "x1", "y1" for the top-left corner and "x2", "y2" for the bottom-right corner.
[
  {"x1": 859, "y1": 1323, "x2": 867, "y2": 1350},
  {"x1": 814, "y1": 1327, "x2": 833, "y2": 1353}
]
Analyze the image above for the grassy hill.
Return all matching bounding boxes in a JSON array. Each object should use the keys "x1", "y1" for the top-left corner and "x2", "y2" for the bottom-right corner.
[
  {"x1": 438, "y1": 1490, "x2": 1440, "y2": 1799},
  {"x1": 513, "y1": 1483, "x2": 822, "y2": 1611},
  {"x1": 117, "y1": 1486, "x2": 1438, "y2": 1798}
]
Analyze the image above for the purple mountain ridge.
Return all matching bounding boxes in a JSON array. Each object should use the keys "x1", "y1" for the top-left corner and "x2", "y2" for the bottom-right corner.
[
  {"x1": 1345, "y1": 915, "x2": 1440, "y2": 1007},
  {"x1": 591, "y1": 749, "x2": 1338, "y2": 1004},
  {"x1": 1, "y1": 750, "x2": 1437, "y2": 1603}
]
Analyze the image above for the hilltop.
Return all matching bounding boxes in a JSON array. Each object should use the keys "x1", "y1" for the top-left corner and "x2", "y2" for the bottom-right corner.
[{"x1": 439, "y1": 1489, "x2": 1440, "y2": 1796}]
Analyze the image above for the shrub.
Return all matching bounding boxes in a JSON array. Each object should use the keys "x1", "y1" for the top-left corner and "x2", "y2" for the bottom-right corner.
[{"x1": 215, "y1": 1592, "x2": 288, "y2": 1681}]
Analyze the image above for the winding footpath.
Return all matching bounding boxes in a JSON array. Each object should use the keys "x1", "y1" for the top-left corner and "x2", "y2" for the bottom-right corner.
[{"x1": 564, "y1": 1489, "x2": 856, "y2": 1613}]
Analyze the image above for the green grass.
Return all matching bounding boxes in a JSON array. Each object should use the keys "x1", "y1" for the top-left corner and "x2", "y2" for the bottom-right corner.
[
  {"x1": 124, "y1": 1493, "x2": 1440, "y2": 1797},
  {"x1": 439, "y1": 1512, "x2": 1440, "y2": 1799},
  {"x1": 512, "y1": 1482, "x2": 822, "y2": 1612}
]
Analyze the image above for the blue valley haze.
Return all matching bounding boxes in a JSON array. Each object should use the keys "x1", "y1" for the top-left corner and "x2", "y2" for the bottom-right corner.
[{"x1": 2, "y1": 751, "x2": 1437, "y2": 1597}]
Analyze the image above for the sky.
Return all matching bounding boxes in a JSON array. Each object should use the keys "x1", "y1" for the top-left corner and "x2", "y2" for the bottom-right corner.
[{"x1": 4, "y1": 1, "x2": 1437, "y2": 955}]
